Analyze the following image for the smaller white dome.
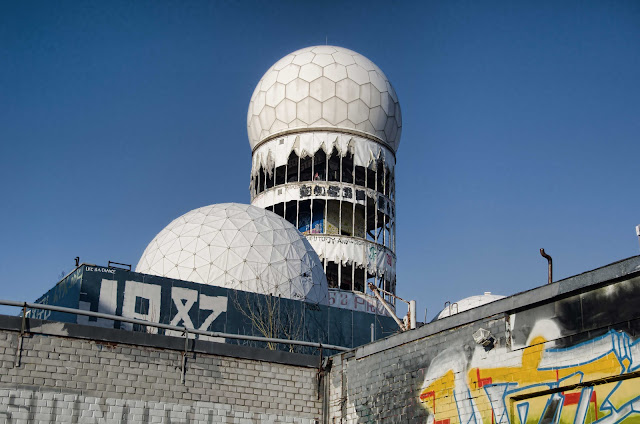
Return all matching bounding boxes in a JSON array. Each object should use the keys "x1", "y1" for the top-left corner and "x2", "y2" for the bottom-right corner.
[
  {"x1": 136, "y1": 203, "x2": 328, "y2": 305},
  {"x1": 437, "y1": 292, "x2": 505, "y2": 319}
]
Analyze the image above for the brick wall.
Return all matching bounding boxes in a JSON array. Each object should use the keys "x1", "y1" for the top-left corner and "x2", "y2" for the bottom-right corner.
[
  {"x1": 2, "y1": 257, "x2": 639, "y2": 423},
  {"x1": 0, "y1": 317, "x2": 322, "y2": 423},
  {"x1": 327, "y1": 257, "x2": 640, "y2": 423}
]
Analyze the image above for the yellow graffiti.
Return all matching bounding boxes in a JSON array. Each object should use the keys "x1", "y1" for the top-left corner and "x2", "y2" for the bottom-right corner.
[
  {"x1": 467, "y1": 337, "x2": 622, "y2": 389},
  {"x1": 419, "y1": 333, "x2": 636, "y2": 424},
  {"x1": 419, "y1": 370, "x2": 455, "y2": 415}
]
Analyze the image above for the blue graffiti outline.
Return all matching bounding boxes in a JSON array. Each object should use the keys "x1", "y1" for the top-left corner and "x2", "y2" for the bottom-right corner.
[
  {"x1": 431, "y1": 330, "x2": 639, "y2": 424},
  {"x1": 599, "y1": 381, "x2": 624, "y2": 414},
  {"x1": 535, "y1": 392, "x2": 564, "y2": 424},
  {"x1": 483, "y1": 383, "x2": 518, "y2": 424},
  {"x1": 453, "y1": 388, "x2": 480, "y2": 424},
  {"x1": 517, "y1": 402, "x2": 529, "y2": 424},
  {"x1": 594, "y1": 389, "x2": 640, "y2": 424},
  {"x1": 571, "y1": 386, "x2": 594, "y2": 424},
  {"x1": 539, "y1": 331, "x2": 639, "y2": 374}
]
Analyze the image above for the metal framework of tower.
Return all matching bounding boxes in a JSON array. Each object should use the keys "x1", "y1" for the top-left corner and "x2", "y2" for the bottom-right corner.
[{"x1": 249, "y1": 132, "x2": 397, "y2": 309}]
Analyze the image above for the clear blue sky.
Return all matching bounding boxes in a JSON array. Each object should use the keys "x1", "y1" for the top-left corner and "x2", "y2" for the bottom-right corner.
[{"x1": 1, "y1": 1, "x2": 639, "y2": 320}]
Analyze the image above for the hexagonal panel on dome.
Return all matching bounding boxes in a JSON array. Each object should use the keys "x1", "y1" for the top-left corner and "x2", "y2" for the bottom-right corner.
[
  {"x1": 247, "y1": 46, "x2": 402, "y2": 152},
  {"x1": 136, "y1": 203, "x2": 329, "y2": 305}
]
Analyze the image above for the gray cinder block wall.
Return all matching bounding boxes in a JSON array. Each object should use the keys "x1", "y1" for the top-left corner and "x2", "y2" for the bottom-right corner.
[
  {"x1": 0, "y1": 317, "x2": 322, "y2": 423},
  {"x1": 1, "y1": 257, "x2": 639, "y2": 423},
  {"x1": 327, "y1": 256, "x2": 640, "y2": 423}
]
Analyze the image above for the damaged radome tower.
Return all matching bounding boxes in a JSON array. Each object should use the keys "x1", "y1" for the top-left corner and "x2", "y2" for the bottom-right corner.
[{"x1": 248, "y1": 46, "x2": 401, "y2": 310}]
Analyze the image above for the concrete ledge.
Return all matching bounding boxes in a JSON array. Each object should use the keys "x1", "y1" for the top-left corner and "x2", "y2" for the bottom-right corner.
[
  {"x1": 354, "y1": 255, "x2": 640, "y2": 359},
  {"x1": 0, "y1": 315, "x2": 321, "y2": 368}
]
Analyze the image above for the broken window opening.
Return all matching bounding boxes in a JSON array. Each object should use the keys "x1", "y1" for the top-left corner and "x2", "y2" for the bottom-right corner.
[
  {"x1": 273, "y1": 202, "x2": 285, "y2": 219},
  {"x1": 313, "y1": 149, "x2": 326, "y2": 181},
  {"x1": 298, "y1": 200, "x2": 311, "y2": 234},
  {"x1": 284, "y1": 200, "x2": 297, "y2": 228},
  {"x1": 342, "y1": 151, "x2": 354, "y2": 184},
  {"x1": 258, "y1": 166, "x2": 265, "y2": 193},
  {"x1": 384, "y1": 166, "x2": 390, "y2": 197},
  {"x1": 384, "y1": 218, "x2": 392, "y2": 249},
  {"x1": 340, "y1": 201, "x2": 353, "y2": 236},
  {"x1": 287, "y1": 151, "x2": 299, "y2": 183},
  {"x1": 367, "y1": 167, "x2": 375, "y2": 191},
  {"x1": 354, "y1": 204, "x2": 365, "y2": 239},
  {"x1": 266, "y1": 166, "x2": 274, "y2": 189},
  {"x1": 376, "y1": 210, "x2": 386, "y2": 246},
  {"x1": 300, "y1": 155, "x2": 313, "y2": 182},
  {"x1": 340, "y1": 263, "x2": 353, "y2": 291},
  {"x1": 355, "y1": 165, "x2": 366, "y2": 187},
  {"x1": 311, "y1": 199, "x2": 325, "y2": 234},
  {"x1": 354, "y1": 266, "x2": 365, "y2": 292},
  {"x1": 376, "y1": 161, "x2": 385, "y2": 195},
  {"x1": 275, "y1": 165, "x2": 286, "y2": 186},
  {"x1": 326, "y1": 261, "x2": 339, "y2": 289},
  {"x1": 365, "y1": 197, "x2": 376, "y2": 242},
  {"x1": 326, "y1": 200, "x2": 340, "y2": 235},
  {"x1": 328, "y1": 148, "x2": 340, "y2": 182}
]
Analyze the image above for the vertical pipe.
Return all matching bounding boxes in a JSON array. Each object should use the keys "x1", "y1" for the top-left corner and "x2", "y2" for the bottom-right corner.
[
  {"x1": 370, "y1": 323, "x2": 375, "y2": 342},
  {"x1": 540, "y1": 249, "x2": 553, "y2": 284},
  {"x1": 409, "y1": 300, "x2": 416, "y2": 330}
]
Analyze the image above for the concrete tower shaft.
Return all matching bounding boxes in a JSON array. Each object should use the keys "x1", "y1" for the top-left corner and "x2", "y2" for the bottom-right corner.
[{"x1": 248, "y1": 46, "x2": 401, "y2": 313}]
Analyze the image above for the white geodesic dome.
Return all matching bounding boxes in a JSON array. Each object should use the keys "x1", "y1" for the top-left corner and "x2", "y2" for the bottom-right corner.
[
  {"x1": 436, "y1": 293, "x2": 506, "y2": 320},
  {"x1": 247, "y1": 46, "x2": 402, "y2": 152},
  {"x1": 136, "y1": 203, "x2": 329, "y2": 305}
]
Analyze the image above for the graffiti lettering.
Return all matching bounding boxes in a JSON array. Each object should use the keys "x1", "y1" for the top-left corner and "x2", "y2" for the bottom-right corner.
[
  {"x1": 0, "y1": 389, "x2": 314, "y2": 424},
  {"x1": 77, "y1": 280, "x2": 228, "y2": 340},
  {"x1": 121, "y1": 281, "x2": 161, "y2": 333},
  {"x1": 419, "y1": 329, "x2": 640, "y2": 424},
  {"x1": 86, "y1": 267, "x2": 116, "y2": 274}
]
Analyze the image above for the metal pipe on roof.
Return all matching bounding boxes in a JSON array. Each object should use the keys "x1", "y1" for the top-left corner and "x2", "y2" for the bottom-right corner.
[
  {"x1": 540, "y1": 248, "x2": 553, "y2": 284},
  {"x1": 0, "y1": 299, "x2": 351, "y2": 352}
]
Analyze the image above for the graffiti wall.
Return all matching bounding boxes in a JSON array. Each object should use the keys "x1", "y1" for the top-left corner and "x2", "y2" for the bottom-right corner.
[{"x1": 328, "y1": 258, "x2": 640, "y2": 423}]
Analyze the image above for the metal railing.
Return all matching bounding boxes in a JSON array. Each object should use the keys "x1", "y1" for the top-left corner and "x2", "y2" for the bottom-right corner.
[{"x1": 0, "y1": 299, "x2": 351, "y2": 352}]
